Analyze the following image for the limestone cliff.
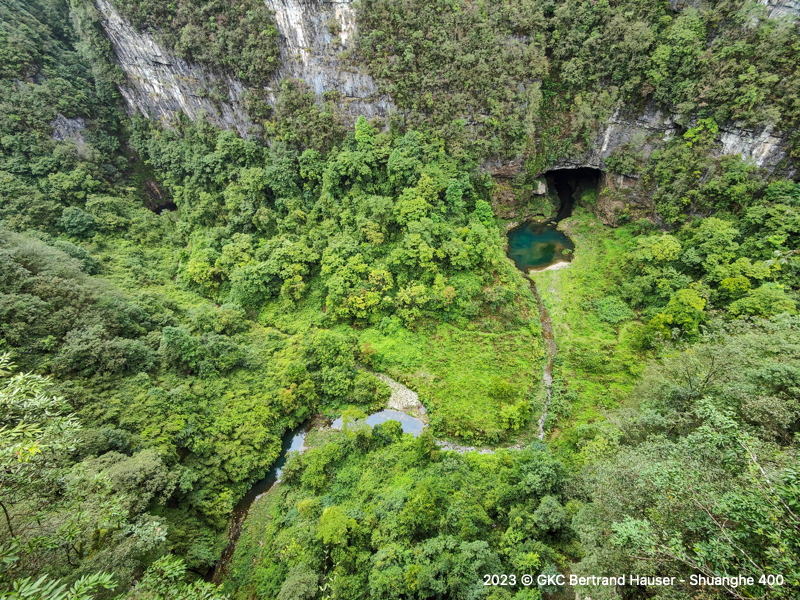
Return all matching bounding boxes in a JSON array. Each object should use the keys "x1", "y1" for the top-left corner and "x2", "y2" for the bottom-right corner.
[
  {"x1": 91, "y1": 0, "x2": 391, "y2": 133},
  {"x1": 93, "y1": 0, "x2": 254, "y2": 135},
  {"x1": 552, "y1": 103, "x2": 795, "y2": 177},
  {"x1": 760, "y1": 0, "x2": 800, "y2": 19},
  {"x1": 547, "y1": 104, "x2": 796, "y2": 225},
  {"x1": 91, "y1": 0, "x2": 794, "y2": 223},
  {"x1": 264, "y1": 0, "x2": 392, "y2": 120},
  {"x1": 670, "y1": 0, "x2": 800, "y2": 19}
]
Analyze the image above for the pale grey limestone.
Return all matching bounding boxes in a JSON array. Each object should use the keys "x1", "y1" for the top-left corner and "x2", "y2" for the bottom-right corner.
[
  {"x1": 263, "y1": 0, "x2": 393, "y2": 120},
  {"x1": 93, "y1": 0, "x2": 392, "y2": 134},
  {"x1": 551, "y1": 103, "x2": 795, "y2": 179},
  {"x1": 93, "y1": 0, "x2": 254, "y2": 135}
]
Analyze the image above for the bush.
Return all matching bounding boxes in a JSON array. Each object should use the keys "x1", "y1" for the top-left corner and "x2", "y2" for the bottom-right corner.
[
  {"x1": 593, "y1": 296, "x2": 635, "y2": 325},
  {"x1": 728, "y1": 283, "x2": 797, "y2": 318},
  {"x1": 59, "y1": 206, "x2": 96, "y2": 238}
]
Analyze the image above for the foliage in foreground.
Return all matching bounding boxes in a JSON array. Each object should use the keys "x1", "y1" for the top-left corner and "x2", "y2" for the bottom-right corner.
[
  {"x1": 226, "y1": 423, "x2": 570, "y2": 600},
  {"x1": 225, "y1": 317, "x2": 800, "y2": 600},
  {"x1": 573, "y1": 316, "x2": 800, "y2": 599}
]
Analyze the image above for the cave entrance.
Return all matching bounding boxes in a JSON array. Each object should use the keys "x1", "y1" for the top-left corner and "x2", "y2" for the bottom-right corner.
[
  {"x1": 142, "y1": 179, "x2": 177, "y2": 213},
  {"x1": 544, "y1": 168, "x2": 602, "y2": 221}
]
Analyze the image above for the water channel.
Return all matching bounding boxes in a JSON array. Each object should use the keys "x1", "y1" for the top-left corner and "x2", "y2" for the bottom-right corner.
[
  {"x1": 505, "y1": 168, "x2": 599, "y2": 438},
  {"x1": 213, "y1": 392, "x2": 426, "y2": 580},
  {"x1": 215, "y1": 167, "x2": 599, "y2": 575},
  {"x1": 332, "y1": 409, "x2": 426, "y2": 436},
  {"x1": 212, "y1": 423, "x2": 309, "y2": 582}
]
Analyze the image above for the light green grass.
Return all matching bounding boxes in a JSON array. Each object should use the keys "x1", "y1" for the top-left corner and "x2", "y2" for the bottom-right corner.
[
  {"x1": 531, "y1": 208, "x2": 647, "y2": 458},
  {"x1": 359, "y1": 322, "x2": 544, "y2": 444}
]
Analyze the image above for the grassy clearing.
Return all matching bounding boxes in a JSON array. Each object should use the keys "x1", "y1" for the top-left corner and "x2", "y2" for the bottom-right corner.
[
  {"x1": 531, "y1": 208, "x2": 648, "y2": 460},
  {"x1": 359, "y1": 322, "x2": 544, "y2": 444}
]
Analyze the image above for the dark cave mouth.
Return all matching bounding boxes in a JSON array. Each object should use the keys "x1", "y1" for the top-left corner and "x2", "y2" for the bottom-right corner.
[
  {"x1": 142, "y1": 179, "x2": 177, "y2": 213},
  {"x1": 544, "y1": 167, "x2": 602, "y2": 221}
]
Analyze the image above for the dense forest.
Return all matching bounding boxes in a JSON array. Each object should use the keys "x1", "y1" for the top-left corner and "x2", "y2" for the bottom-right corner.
[{"x1": 0, "y1": 0, "x2": 798, "y2": 598}]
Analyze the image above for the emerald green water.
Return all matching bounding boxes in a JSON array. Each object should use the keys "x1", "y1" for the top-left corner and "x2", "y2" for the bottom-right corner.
[{"x1": 507, "y1": 220, "x2": 574, "y2": 271}]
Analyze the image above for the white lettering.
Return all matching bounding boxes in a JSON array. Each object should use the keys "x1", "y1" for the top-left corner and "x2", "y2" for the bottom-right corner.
[{"x1": 690, "y1": 574, "x2": 755, "y2": 588}]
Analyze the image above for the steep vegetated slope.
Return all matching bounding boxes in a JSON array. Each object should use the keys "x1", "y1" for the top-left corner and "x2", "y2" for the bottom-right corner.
[
  {"x1": 355, "y1": 0, "x2": 800, "y2": 165},
  {"x1": 0, "y1": 0, "x2": 126, "y2": 232},
  {"x1": 109, "y1": 0, "x2": 280, "y2": 87},
  {"x1": 0, "y1": 2, "x2": 380, "y2": 584},
  {"x1": 0, "y1": 0, "x2": 799, "y2": 598},
  {"x1": 0, "y1": 0, "x2": 538, "y2": 593}
]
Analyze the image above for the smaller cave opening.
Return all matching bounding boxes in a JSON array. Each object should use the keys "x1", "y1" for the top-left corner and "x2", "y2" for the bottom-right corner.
[
  {"x1": 545, "y1": 167, "x2": 602, "y2": 221},
  {"x1": 142, "y1": 179, "x2": 177, "y2": 213}
]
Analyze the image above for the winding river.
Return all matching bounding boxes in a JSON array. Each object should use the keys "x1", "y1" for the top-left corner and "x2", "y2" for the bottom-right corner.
[
  {"x1": 212, "y1": 424, "x2": 309, "y2": 582},
  {"x1": 215, "y1": 176, "x2": 584, "y2": 574},
  {"x1": 212, "y1": 375, "x2": 427, "y2": 580},
  {"x1": 332, "y1": 409, "x2": 426, "y2": 435}
]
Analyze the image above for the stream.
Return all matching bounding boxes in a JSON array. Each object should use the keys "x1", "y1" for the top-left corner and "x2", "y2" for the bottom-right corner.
[
  {"x1": 505, "y1": 168, "x2": 596, "y2": 439},
  {"x1": 528, "y1": 277, "x2": 557, "y2": 440},
  {"x1": 332, "y1": 409, "x2": 426, "y2": 435},
  {"x1": 506, "y1": 220, "x2": 564, "y2": 440},
  {"x1": 211, "y1": 170, "x2": 596, "y2": 579},
  {"x1": 212, "y1": 375, "x2": 427, "y2": 581},
  {"x1": 212, "y1": 424, "x2": 309, "y2": 583}
]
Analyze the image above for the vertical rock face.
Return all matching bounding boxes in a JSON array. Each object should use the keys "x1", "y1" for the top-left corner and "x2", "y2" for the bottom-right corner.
[
  {"x1": 718, "y1": 123, "x2": 793, "y2": 171},
  {"x1": 50, "y1": 113, "x2": 89, "y2": 157},
  {"x1": 535, "y1": 103, "x2": 795, "y2": 225},
  {"x1": 50, "y1": 114, "x2": 86, "y2": 143},
  {"x1": 92, "y1": 0, "x2": 391, "y2": 133},
  {"x1": 670, "y1": 0, "x2": 800, "y2": 19},
  {"x1": 95, "y1": 0, "x2": 253, "y2": 135},
  {"x1": 93, "y1": 0, "x2": 255, "y2": 135},
  {"x1": 552, "y1": 105, "x2": 794, "y2": 179},
  {"x1": 92, "y1": 0, "x2": 794, "y2": 194},
  {"x1": 758, "y1": 0, "x2": 800, "y2": 20},
  {"x1": 550, "y1": 103, "x2": 678, "y2": 173},
  {"x1": 264, "y1": 0, "x2": 392, "y2": 120}
]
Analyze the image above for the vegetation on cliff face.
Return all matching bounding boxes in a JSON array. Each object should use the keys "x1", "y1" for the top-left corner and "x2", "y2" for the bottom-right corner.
[
  {"x1": 0, "y1": 0, "x2": 127, "y2": 233},
  {"x1": 112, "y1": 0, "x2": 280, "y2": 86},
  {"x1": 356, "y1": 0, "x2": 800, "y2": 164},
  {"x1": 1, "y1": 0, "x2": 799, "y2": 598}
]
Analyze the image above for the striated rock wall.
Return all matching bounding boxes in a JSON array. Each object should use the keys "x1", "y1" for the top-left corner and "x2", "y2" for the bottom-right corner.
[
  {"x1": 92, "y1": 0, "x2": 793, "y2": 216},
  {"x1": 550, "y1": 103, "x2": 678, "y2": 173},
  {"x1": 521, "y1": 102, "x2": 796, "y2": 225},
  {"x1": 264, "y1": 0, "x2": 392, "y2": 120},
  {"x1": 670, "y1": 0, "x2": 800, "y2": 20},
  {"x1": 91, "y1": 0, "x2": 392, "y2": 134},
  {"x1": 93, "y1": 0, "x2": 254, "y2": 135},
  {"x1": 718, "y1": 123, "x2": 793, "y2": 171},
  {"x1": 50, "y1": 113, "x2": 89, "y2": 157},
  {"x1": 758, "y1": 0, "x2": 800, "y2": 20},
  {"x1": 551, "y1": 104, "x2": 794, "y2": 178}
]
